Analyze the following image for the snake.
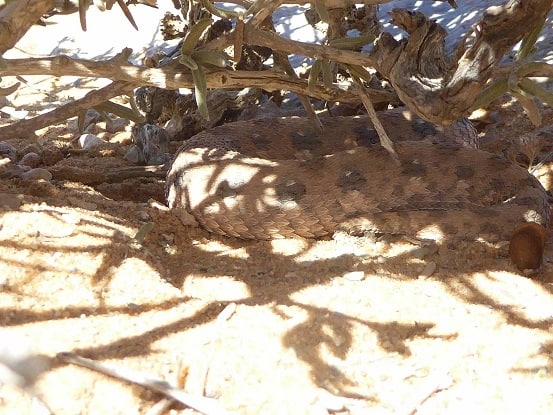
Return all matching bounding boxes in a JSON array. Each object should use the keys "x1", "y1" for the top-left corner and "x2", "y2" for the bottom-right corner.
[{"x1": 165, "y1": 109, "x2": 550, "y2": 243}]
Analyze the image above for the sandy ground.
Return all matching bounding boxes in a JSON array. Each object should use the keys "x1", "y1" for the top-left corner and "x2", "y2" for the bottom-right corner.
[{"x1": 1, "y1": 3, "x2": 553, "y2": 415}]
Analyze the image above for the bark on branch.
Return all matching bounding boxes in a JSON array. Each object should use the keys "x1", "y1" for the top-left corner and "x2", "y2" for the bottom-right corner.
[
  {"x1": 369, "y1": 0, "x2": 553, "y2": 124},
  {"x1": 0, "y1": 0, "x2": 57, "y2": 55},
  {"x1": 0, "y1": 54, "x2": 396, "y2": 104},
  {"x1": 1, "y1": 0, "x2": 550, "y2": 133}
]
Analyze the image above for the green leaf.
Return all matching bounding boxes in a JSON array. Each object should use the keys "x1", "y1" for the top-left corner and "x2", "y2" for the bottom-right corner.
[
  {"x1": 518, "y1": 77, "x2": 553, "y2": 107},
  {"x1": 179, "y1": 54, "x2": 199, "y2": 71},
  {"x1": 469, "y1": 78, "x2": 509, "y2": 112},
  {"x1": 321, "y1": 60, "x2": 333, "y2": 89},
  {"x1": 517, "y1": 61, "x2": 553, "y2": 78},
  {"x1": 308, "y1": 59, "x2": 323, "y2": 91},
  {"x1": 94, "y1": 100, "x2": 145, "y2": 123},
  {"x1": 199, "y1": 0, "x2": 241, "y2": 19},
  {"x1": 191, "y1": 50, "x2": 230, "y2": 68},
  {"x1": 518, "y1": 20, "x2": 544, "y2": 61},
  {"x1": 313, "y1": 0, "x2": 329, "y2": 22},
  {"x1": 134, "y1": 222, "x2": 153, "y2": 244},
  {"x1": 344, "y1": 64, "x2": 373, "y2": 84},
  {"x1": 511, "y1": 91, "x2": 541, "y2": 127},
  {"x1": 181, "y1": 18, "x2": 213, "y2": 56},
  {"x1": 192, "y1": 66, "x2": 209, "y2": 120},
  {"x1": 329, "y1": 35, "x2": 375, "y2": 50}
]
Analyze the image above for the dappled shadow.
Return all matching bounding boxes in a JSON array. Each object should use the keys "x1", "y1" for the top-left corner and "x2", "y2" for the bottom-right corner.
[
  {"x1": 2, "y1": 70, "x2": 553, "y2": 407},
  {"x1": 2, "y1": 103, "x2": 553, "y2": 398},
  {"x1": 2, "y1": 169, "x2": 552, "y2": 398}
]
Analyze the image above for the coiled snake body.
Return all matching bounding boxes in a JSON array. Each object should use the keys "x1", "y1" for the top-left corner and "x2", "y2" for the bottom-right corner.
[{"x1": 166, "y1": 109, "x2": 550, "y2": 243}]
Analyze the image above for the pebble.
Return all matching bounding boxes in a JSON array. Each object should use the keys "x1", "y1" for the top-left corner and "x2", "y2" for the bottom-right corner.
[
  {"x1": 418, "y1": 261, "x2": 437, "y2": 278},
  {"x1": 41, "y1": 147, "x2": 64, "y2": 166},
  {"x1": 171, "y1": 208, "x2": 199, "y2": 227},
  {"x1": 21, "y1": 168, "x2": 52, "y2": 181},
  {"x1": 67, "y1": 196, "x2": 97, "y2": 210},
  {"x1": 106, "y1": 118, "x2": 129, "y2": 133},
  {"x1": 509, "y1": 223, "x2": 546, "y2": 271},
  {"x1": 342, "y1": 270, "x2": 365, "y2": 281},
  {"x1": 148, "y1": 152, "x2": 172, "y2": 165},
  {"x1": 19, "y1": 152, "x2": 41, "y2": 168},
  {"x1": 124, "y1": 144, "x2": 143, "y2": 164},
  {"x1": 137, "y1": 210, "x2": 150, "y2": 221},
  {"x1": 0, "y1": 193, "x2": 23, "y2": 210},
  {"x1": 79, "y1": 133, "x2": 107, "y2": 150},
  {"x1": 410, "y1": 244, "x2": 438, "y2": 259},
  {"x1": 17, "y1": 143, "x2": 42, "y2": 158},
  {"x1": 0, "y1": 141, "x2": 16, "y2": 161},
  {"x1": 0, "y1": 163, "x2": 27, "y2": 179}
]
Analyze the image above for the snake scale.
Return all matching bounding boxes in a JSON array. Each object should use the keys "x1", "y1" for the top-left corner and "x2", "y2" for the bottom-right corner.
[{"x1": 166, "y1": 109, "x2": 550, "y2": 243}]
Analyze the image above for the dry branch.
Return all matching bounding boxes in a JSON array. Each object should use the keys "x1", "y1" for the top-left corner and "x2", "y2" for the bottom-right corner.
[
  {"x1": 1, "y1": 0, "x2": 551, "y2": 134},
  {"x1": 0, "y1": 0, "x2": 57, "y2": 55},
  {"x1": 0, "y1": 54, "x2": 395, "y2": 103},
  {"x1": 370, "y1": 0, "x2": 553, "y2": 124},
  {"x1": 0, "y1": 80, "x2": 135, "y2": 139},
  {"x1": 57, "y1": 352, "x2": 229, "y2": 415}
]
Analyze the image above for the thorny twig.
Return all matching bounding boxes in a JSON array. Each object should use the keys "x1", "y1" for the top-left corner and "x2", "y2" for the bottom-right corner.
[{"x1": 57, "y1": 352, "x2": 230, "y2": 415}]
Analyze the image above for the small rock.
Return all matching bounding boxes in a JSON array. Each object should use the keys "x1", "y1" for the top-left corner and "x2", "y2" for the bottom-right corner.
[
  {"x1": 148, "y1": 152, "x2": 172, "y2": 165},
  {"x1": 411, "y1": 244, "x2": 438, "y2": 259},
  {"x1": 17, "y1": 143, "x2": 42, "y2": 159},
  {"x1": 0, "y1": 193, "x2": 22, "y2": 210},
  {"x1": 0, "y1": 163, "x2": 27, "y2": 179},
  {"x1": 509, "y1": 223, "x2": 546, "y2": 272},
  {"x1": 21, "y1": 168, "x2": 52, "y2": 181},
  {"x1": 67, "y1": 196, "x2": 97, "y2": 210},
  {"x1": 171, "y1": 207, "x2": 198, "y2": 227},
  {"x1": 418, "y1": 262, "x2": 437, "y2": 279},
  {"x1": 106, "y1": 118, "x2": 130, "y2": 133},
  {"x1": 0, "y1": 141, "x2": 16, "y2": 161},
  {"x1": 137, "y1": 210, "x2": 150, "y2": 221},
  {"x1": 79, "y1": 133, "x2": 107, "y2": 150},
  {"x1": 83, "y1": 109, "x2": 102, "y2": 127},
  {"x1": 41, "y1": 147, "x2": 64, "y2": 166},
  {"x1": 342, "y1": 271, "x2": 365, "y2": 281},
  {"x1": 19, "y1": 152, "x2": 41, "y2": 168},
  {"x1": 124, "y1": 144, "x2": 144, "y2": 164}
]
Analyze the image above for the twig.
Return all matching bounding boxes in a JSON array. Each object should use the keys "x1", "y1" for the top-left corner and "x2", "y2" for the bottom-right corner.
[
  {"x1": 187, "y1": 303, "x2": 237, "y2": 396},
  {"x1": 273, "y1": 50, "x2": 322, "y2": 133},
  {"x1": 0, "y1": 0, "x2": 58, "y2": 54},
  {"x1": 47, "y1": 164, "x2": 168, "y2": 185},
  {"x1": 353, "y1": 77, "x2": 399, "y2": 164},
  {"x1": 144, "y1": 354, "x2": 188, "y2": 415},
  {"x1": 0, "y1": 55, "x2": 393, "y2": 105},
  {"x1": 0, "y1": 80, "x2": 136, "y2": 139},
  {"x1": 57, "y1": 352, "x2": 230, "y2": 415},
  {"x1": 248, "y1": 0, "x2": 287, "y2": 27},
  {"x1": 397, "y1": 371, "x2": 453, "y2": 415}
]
